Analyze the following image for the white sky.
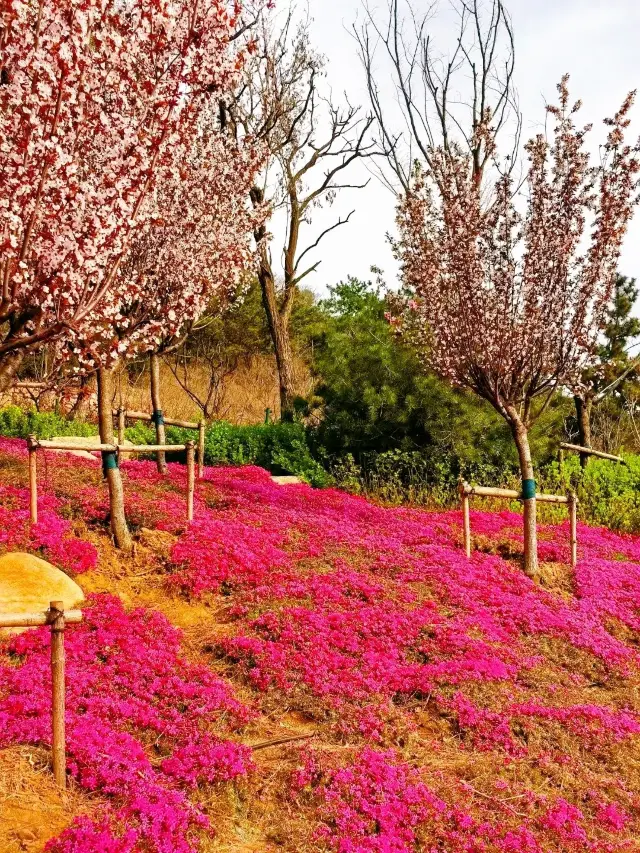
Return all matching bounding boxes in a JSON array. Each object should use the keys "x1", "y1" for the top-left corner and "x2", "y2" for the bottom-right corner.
[{"x1": 276, "y1": 0, "x2": 640, "y2": 296}]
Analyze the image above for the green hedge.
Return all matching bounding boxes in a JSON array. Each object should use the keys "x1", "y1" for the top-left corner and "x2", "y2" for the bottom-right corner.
[
  {"x1": 2, "y1": 406, "x2": 639, "y2": 522},
  {"x1": 539, "y1": 454, "x2": 640, "y2": 533},
  {"x1": 166, "y1": 421, "x2": 328, "y2": 487}
]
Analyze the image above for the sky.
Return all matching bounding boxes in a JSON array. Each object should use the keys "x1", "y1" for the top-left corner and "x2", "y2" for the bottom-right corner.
[{"x1": 272, "y1": 0, "x2": 640, "y2": 296}]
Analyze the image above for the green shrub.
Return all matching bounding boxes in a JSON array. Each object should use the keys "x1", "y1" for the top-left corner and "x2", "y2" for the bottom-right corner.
[
  {"x1": 0, "y1": 406, "x2": 97, "y2": 440},
  {"x1": 144, "y1": 420, "x2": 328, "y2": 486},
  {"x1": 538, "y1": 454, "x2": 640, "y2": 533}
]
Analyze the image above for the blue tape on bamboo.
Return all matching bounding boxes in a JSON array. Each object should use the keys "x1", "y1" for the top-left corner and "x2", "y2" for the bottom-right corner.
[
  {"x1": 521, "y1": 479, "x2": 536, "y2": 500},
  {"x1": 151, "y1": 409, "x2": 165, "y2": 427},
  {"x1": 102, "y1": 451, "x2": 118, "y2": 477}
]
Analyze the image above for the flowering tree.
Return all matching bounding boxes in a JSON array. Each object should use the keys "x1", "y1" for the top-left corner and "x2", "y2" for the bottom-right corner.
[
  {"x1": 0, "y1": 0, "x2": 250, "y2": 388},
  {"x1": 359, "y1": 0, "x2": 639, "y2": 574},
  {"x1": 0, "y1": 0, "x2": 266, "y2": 548},
  {"x1": 394, "y1": 81, "x2": 640, "y2": 574},
  {"x1": 83, "y1": 118, "x2": 264, "y2": 473}
]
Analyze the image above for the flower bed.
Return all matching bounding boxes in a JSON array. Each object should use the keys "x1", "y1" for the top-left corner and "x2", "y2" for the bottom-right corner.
[{"x1": 0, "y1": 436, "x2": 639, "y2": 851}]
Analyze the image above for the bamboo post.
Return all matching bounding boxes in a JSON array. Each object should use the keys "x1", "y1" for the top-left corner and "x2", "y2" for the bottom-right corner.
[
  {"x1": 117, "y1": 407, "x2": 126, "y2": 445},
  {"x1": 568, "y1": 492, "x2": 578, "y2": 568},
  {"x1": 49, "y1": 601, "x2": 66, "y2": 789},
  {"x1": 198, "y1": 420, "x2": 205, "y2": 479},
  {"x1": 27, "y1": 434, "x2": 38, "y2": 525},
  {"x1": 186, "y1": 440, "x2": 195, "y2": 522},
  {"x1": 460, "y1": 480, "x2": 471, "y2": 558}
]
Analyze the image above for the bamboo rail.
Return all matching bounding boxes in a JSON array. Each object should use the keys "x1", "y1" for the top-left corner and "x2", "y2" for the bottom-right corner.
[
  {"x1": 0, "y1": 602, "x2": 83, "y2": 788},
  {"x1": 27, "y1": 437, "x2": 196, "y2": 524},
  {"x1": 123, "y1": 444, "x2": 187, "y2": 453},
  {"x1": 559, "y1": 442, "x2": 627, "y2": 465},
  {"x1": 459, "y1": 481, "x2": 579, "y2": 568},
  {"x1": 461, "y1": 483, "x2": 570, "y2": 504},
  {"x1": 113, "y1": 408, "x2": 199, "y2": 430},
  {"x1": 113, "y1": 408, "x2": 206, "y2": 477}
]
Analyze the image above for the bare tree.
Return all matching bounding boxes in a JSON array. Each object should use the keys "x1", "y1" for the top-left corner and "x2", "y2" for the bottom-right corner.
[
  {"x1": 227, "y1": 7, "x2": 375, "y2": 418},
  {"x1": 355, "y1": 0, "x2": 520, "y2": 191},
  {"x1": 166, "y1": 331, "x2": 239, "y2": 422}
]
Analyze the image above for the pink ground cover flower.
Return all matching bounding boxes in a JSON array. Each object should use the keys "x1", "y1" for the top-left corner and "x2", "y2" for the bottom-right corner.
[
  {"x1": 1, "y1": 438, "x2": 640, "y2": 851},
  {"x1": 0, "y1": 482, "x2": 97, "y2": 573},
  {"x1": 0, "y1": 593, "x2": 253, "y2": 853}
]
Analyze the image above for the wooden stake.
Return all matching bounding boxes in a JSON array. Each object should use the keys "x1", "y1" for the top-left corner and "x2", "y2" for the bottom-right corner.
[
  {"x1": 569, "y1": 492, "x2": 578, "y2": 568},
  {"x1": 460, "y1": 481, "x2": 471, "y2": 558},
  {"x1": 117, "y1": 407, "x2": 126, "y2": 445},
  {"x1": 186, "y1": 440, "x2": 195, "y2": 522},
  {"x1": 198, "y1": 420, "x2": 205, "y2": 479},
  {"x1": 49, "y1": 601, "x2": 66, "y2": 789},
  {"x1": 28, "y1": 434, "x2": 38, "y2": 525},
  {"x1": 462, "y1": 494, "x2": 471, "y2": 558}
]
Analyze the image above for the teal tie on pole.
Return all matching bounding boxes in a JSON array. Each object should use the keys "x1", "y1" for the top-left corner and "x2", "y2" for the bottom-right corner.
[
  {"x1": 521, "y1": 479, "x2": 536, "y2": 500},
  {"x1": 102, "y1": 450, "x2": 118, "y2": 477},
  {"x1": 151, "y1": 409, "x2": 165, "y2": 427}
]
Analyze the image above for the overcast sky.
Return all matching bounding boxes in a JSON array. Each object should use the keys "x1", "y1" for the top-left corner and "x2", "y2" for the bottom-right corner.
[{"x1": 277, "y1": 0, "x2": 640, "y2": 296}]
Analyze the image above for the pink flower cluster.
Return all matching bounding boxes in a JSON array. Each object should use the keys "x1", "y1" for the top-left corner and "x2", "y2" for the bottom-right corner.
[
  {"x1": 0, "y1": 481, "x2": 97, "y2": 573},
  {"x1": 294, "y1": 748, "x2": 632, "y2": 853},
  {"x1": 0, "y1": 594, "x2": 253, "y2": 853}
]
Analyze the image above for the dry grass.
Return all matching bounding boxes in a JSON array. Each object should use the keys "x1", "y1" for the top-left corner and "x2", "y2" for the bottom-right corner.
[
  {"x1": 1, "y1": 355, "x2": 312, "y2": 426},
  {"x1": 0, "y1": 748, "x2": 96, "y2": 853}
]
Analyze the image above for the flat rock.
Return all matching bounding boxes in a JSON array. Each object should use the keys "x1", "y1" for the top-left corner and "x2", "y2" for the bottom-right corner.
[
  {"x1": 0, "y1": 553, "x2": 84, "y2": 618},
  {"x1": 48, "y1": 435, "x2": 99, "y2": 460},
  {"x1": 271, "y1": 475, "x2": 302, "y2": 486}
]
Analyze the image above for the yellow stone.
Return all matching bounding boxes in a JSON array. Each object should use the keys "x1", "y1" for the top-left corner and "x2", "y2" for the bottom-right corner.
[{"x1": 0, "y1": 553, "x2": 84, "y2": 616}]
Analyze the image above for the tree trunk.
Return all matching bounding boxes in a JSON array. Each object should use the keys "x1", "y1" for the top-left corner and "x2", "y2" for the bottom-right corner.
[
  {"x1": 149, "y1": 352, "x2": 167, "y2": 473},
  {"x1": 508, "y1": 412, "x2": 538, "y2": 577},
  {"x1": 573, "y1": 394, "x2": 593, "y2": 469},
  {"x1": 97, "y1": 367, "x2": 132, "y2": 552},
  {"x1": 258, "y1": 268, "x2": 296, "y2": 420},
  {"x1": 67, "y1": 374, "x2": 93, "y2": 421},
  {"x1": 0, "y1": 351, "x2": 25, "y2": 394}
]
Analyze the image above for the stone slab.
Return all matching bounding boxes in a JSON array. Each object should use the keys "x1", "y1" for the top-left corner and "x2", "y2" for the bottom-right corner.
[
  {"x1": 271, "y1": 476, "x2": 302, "y2": 486},
  {"x1": 0, "y1": 553, "x2": 85, "y2": 618}
]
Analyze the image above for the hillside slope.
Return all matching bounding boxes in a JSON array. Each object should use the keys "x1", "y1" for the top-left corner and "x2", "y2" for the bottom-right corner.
[{"x1": 0, "y1": 437, "x2": 639, "y2": 852}]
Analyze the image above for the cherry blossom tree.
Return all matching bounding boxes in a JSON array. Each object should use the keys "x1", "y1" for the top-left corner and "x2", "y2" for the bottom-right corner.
[
  {"x1": 78, "y1": 116, "x2": 264, "y2": 473},
  {"x1": 0, "y1": 0, "x2": 266, "y2": 549},
  {"x1": 0, "y1": 0, "x2": 251, "y2": 384},
  {"x1": 359, "y1": 0, "x2": 639, "y2": 574},
  {"x1": 393, "y1": 80, "x2": 640, "y2": 575}
]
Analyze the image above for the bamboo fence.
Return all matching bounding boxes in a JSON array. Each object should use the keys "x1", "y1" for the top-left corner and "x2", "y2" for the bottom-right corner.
[
  {"x1": 459, "y1": 481, "x2": 578, "y2": 568},
  {"x1": 559, "y1": 442, "x2": 627, "y2": 466},
  {"x1": 113, "y1": 408, "x2": 206, "y2": 478},
  {"x1": 27, "y1": 436, "x2": 196, "y2": 524}
]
